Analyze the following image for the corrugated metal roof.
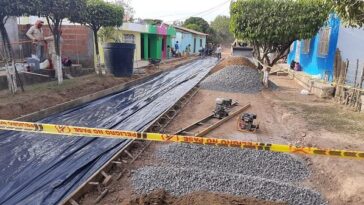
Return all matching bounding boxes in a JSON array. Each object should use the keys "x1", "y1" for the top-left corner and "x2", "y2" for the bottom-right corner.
[{"x1": 172, "y1": 25, "x2": 209, "y2": 36}]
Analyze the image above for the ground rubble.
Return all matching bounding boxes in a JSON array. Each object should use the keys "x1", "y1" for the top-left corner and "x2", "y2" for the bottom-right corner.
[
  {"x1": 131, "y1": 144, "x2": 327, "y2": 205},
  {"x1": 200, "y1": 65, "x2": 262, "y2": 93}
]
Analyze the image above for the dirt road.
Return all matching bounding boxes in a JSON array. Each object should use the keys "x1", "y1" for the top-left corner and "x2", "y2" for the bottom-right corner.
[
  {"x1": 165, "y1": 74, "x2": 364, "y2": 205},
  {"x1": 80, "y1": 57, "x2": 364, "y2": 205}
]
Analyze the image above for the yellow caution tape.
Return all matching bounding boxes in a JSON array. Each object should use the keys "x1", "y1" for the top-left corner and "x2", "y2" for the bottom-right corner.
[{"x1": 0, "y1": 119, "x2": 363, "y2": 159}]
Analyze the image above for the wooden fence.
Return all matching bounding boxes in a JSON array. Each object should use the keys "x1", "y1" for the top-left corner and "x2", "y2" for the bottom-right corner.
[{"x1": 334, "y1": 50, "x2": 364, "y2": 111}]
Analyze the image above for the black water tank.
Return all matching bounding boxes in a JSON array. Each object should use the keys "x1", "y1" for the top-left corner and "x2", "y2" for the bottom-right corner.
[{"x1": 103, "y1": 43, "x2": 135, "y2": 77}]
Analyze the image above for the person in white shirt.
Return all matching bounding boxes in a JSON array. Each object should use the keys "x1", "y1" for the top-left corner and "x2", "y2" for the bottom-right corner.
[
  {"x1": 26, "y1": 20, "x2": 46, "y2": 62},
  {"x1": 216, "y1": 44, "x2": 222, "y2": 59}
]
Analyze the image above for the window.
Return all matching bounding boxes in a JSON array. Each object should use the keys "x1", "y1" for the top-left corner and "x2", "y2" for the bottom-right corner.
[
  {"x1": 123, "y1": 34, "x2": 135, "y2": 44},
  {"x1": 318, "y1": 27, "x2": 331, "y2": 56},
  {"x1": 302, "y1": 39, "x2": 311, "y2": 54}
]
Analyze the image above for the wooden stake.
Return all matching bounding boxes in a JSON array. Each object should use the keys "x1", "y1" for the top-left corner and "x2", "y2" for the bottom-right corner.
[{"x1": 354, "y1": 59, "x2": 359, "y2": 87}]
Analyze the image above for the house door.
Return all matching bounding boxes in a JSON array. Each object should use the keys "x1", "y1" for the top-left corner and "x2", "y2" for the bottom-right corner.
[
  {"x1": 162, "y1": 37, "x2": 166, "y2": 59},
  {"x1": 141, "y1": 36, "x2": 144, "y2": 59},
  {"x1": 193, "y1": 38, "x2": 196, "y2": 53}
]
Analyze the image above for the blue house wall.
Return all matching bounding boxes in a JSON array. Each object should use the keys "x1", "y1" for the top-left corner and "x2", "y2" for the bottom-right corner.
[
  {"x1": 287, "y1": 15, "x2": 340, "y2": 81},
  {"x1": 172, "y1": 30, "x2": 206, "y2": 54}
]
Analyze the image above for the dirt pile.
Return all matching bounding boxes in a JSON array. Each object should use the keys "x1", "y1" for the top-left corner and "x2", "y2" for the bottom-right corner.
[
  {"x1": 210, "y1": 56, "x2": 257, "y2": 73},
  {"x1": 131, "y1": 144, "x2": 326, "y2": 205},
  {"x1": 200, "y1": 65, "x2": 262, "y2": 93},
  {"x1": 129, "y1": 190, "x2": 286, "y2": 205},
  {"x1": 156, "y1": 143, "x2": 309, "y2": 182}
]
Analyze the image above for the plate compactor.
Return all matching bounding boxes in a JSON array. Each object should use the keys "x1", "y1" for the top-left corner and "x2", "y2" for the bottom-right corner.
[
  {"x1": 237, "y1": 113, "x2": 259, "y2": 132},
  {"x1": 213, "y1": 98, "x2": 235, "y2": 119}
]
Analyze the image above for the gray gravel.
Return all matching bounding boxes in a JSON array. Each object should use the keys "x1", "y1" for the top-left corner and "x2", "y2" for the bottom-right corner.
[
  {"x1": 200, "y1": 65, "x2": 262, "y2": 93},
  {"x1": 132, "y1": 166, "x2": 326, "y2": 205},
  {"x1": 156, "y1": 143, "x2": 309, "y2": 182}
]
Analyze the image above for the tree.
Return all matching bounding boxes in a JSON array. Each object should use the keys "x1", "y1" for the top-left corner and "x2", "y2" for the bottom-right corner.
[
  {"x1": 37, "y1": 0, "x2": 86, "y2": 84},
  {"x1": 330, "y1": 0, "x2": 364, "y2": 27},
  {"x1": 183, "y1": 17, "x2": 210, "y2": 33},
  {"x1": 0, "y1": 0, "x2": 35, "y2": 93},
  {"x1": 71, "y1": 0, "x2": 124, "y2": 75},
  {"x1": 143, "y1": 19, "x2": 163, "y2": 25},
  {"x1": 173, "y1": 20, "x2": 184, "y2": 26},
  {"x1": 230, "y1": 0, "x2": 330, "y2": 66},
  {"x1": 211, "y1": 15, "x2": 234, "y2": 45},
  {"x1": 115, "y1": 0, "x2": 135, "y2": 22},
  {"x1": 184, "y1": 24, "x2": 201, "y2": 32},
  {"x1": 183, "y1": 17, "x2": 218, "y2": 44}
]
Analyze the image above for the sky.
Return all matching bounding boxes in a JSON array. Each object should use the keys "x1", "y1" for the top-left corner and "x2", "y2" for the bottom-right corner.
[{"x1": 130, "y1": 0, "x2": 231, "y2": 23}]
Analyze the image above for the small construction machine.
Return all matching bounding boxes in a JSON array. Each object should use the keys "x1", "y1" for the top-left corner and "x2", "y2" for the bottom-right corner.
[
  {"x1": 175, "y1": 98, "x2": 250, "y2": 137},
  {"x1": 213, "y1": 98, "x2": 234, "y2": 119},
  {"x1": 237, "y1": 113, "x2": 259, "y2": 132},
  {"x1": 176, "y1": 98, "x2": 251, "y2": 136}
]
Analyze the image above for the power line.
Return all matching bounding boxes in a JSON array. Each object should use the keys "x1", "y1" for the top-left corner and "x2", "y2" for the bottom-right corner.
[
  {"x1": 166, "y1": 0, "x2": 231, "y2": 22},
  {"x1": 192, "y1": 0, "x2": 230, "y2": 17},
  {"x1": 197, "y1": 2, "x2": 230, "y2": 20}
]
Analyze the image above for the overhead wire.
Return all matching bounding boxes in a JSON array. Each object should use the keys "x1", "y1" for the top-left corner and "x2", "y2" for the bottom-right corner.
[
  {"x1": 197, "y1": 3, "x2": 230, "y2": 20},
  {"x1": 164, "y1": 0, "x2": 231, "y2": 23}
]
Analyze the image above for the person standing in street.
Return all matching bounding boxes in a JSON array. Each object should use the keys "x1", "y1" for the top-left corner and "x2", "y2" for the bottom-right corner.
[
  {"x1": 185, "y1": 44, "x2": 191, "y2": 56},
  {"x1": 216, "y1": 44, "x2": 222, "y2": 59},
  {"x1": 174, "y1": 41, "x2": 180, "y2": 54},
  {"x1": 26, "y1": 20, "x2": 46, "y2": 62}
]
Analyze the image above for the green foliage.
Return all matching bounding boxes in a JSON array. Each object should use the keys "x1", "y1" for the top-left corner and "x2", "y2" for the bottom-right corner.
[
  {"x1": 70, "y1": 0, "x2": 124, "y2": 56},
  {"x1": 331, "y1": 0, "x2": 364, "y2": 27},
  {"x1": 230, "y1": 0, "x2": 330, "y2": 66},
  {"x1": 0, "y1": 0, "x2": 35, "y2": 23},
  {"x1": 211, "y1": 15, "x2": 234, "y2": 45},
  {"x1": 143, "y1": 19, "x2": 163, "y2": 25},
  {"x1": 36, "y1": 0, "x2": 86, "y2": 57},
  {"x1": 0, "y1": 0, "x2": 35, "y2": 60},
  {"x1": 183, "y1": 17, "x2": 210, "y2": 33},
  {"x1": 114, "y1": 0, "x2": 134, "y2": 22},
  {"x1": 72, "y1": 0, "x2": 124, "y2": 31},
  {"x1": 206, "y1": 27, "x2": 219, "y2": 45},
  {"x1": 184, "y1": 24, "x2": 201, "y2": 32},
  {"x1": 183, "y1": 17, "x2": 219, "y2": 44},
  {"x1": 37, "y1": 0, "x2": 86, "y2": 24},
  {"x1": 173, "y1": 20, "x2": 184, "y2": 26},
  {"x1": 99, "y1": 27, "x2": 119, "y2": 43}
]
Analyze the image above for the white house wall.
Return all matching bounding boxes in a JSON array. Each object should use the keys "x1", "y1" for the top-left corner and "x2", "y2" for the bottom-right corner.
[{"x1": 337, "y1": 26, "x2": 364, "y2": 85}]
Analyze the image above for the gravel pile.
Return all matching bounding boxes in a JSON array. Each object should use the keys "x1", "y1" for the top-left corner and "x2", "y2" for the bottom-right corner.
[
  {"x1": 156, "y1": 144, "x2": 309, "y2": 182},
  {"x1": 200, "y1": 65, "x2": 262, "y2": 93},
  {"x1": 132, "y1": 166, "x2": 326, "y2": 205}
]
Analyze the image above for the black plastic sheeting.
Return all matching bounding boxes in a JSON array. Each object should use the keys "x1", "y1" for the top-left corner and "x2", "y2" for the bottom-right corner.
[{"x1": 0, "y1": 58, "x2": 217, "y2": 205}]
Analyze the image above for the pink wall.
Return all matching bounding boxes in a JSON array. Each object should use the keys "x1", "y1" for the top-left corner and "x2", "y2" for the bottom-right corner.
[{"x1": 157, "y1": 25, "x2": 167, "y2": 35}]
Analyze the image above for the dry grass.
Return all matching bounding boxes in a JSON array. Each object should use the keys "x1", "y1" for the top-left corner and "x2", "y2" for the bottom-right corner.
[{"x1": 283, "y1": 102, "x2": 364, "y2": 134}]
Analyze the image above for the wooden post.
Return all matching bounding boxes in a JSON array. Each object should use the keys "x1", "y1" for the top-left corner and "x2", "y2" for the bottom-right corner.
[
  {"x1": 357, "y1": 62, "x2": 364, "y2": 111},
  {"x1": 333, "y1": 49, "x2": 340, "y2": 83},
  {"x1": 360, "y1": 64, "x2": 364, "y2": 89},
  {"x1": 354, "y1": 59, "x2": 359, "y2": 87}
]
